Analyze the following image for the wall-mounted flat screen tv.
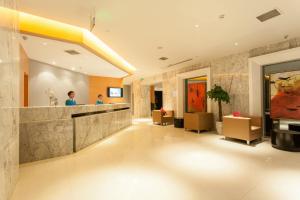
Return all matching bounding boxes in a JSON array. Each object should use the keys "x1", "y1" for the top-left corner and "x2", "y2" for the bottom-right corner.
[{"x1": 107, "y1": 87, "x2": 123, "y2": 98}]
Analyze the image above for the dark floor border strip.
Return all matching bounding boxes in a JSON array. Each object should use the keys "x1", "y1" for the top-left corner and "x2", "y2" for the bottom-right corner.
[{"x1": 71, "y1": 107, "x2": 130, "y2": 118}]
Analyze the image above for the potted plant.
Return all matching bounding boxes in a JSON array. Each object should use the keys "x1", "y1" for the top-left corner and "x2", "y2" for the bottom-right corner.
[{"x1": 207, "y1": 84, "x2": 230, "y2": 134}]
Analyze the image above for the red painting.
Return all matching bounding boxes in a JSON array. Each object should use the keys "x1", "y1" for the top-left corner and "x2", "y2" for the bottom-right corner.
[
  {"x1": 187, "y1": 82, "x2": 206, "y2": 112},
  {"x1": 270, "y1": 72, "x2": 300, "y2": 120}
]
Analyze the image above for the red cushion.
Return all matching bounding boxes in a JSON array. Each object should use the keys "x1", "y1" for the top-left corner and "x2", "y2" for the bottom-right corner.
[
  {"x1": 233, "y1": 111, "x2": 241, "y2": 117},
  {"x1": 160, "y1": 108, "x2": 167, "y2": 116}
]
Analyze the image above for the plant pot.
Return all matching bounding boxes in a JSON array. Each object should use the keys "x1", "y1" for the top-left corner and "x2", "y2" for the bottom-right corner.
[{"x1": 216, "y1": 121, "x2": 223, "y2": 135}]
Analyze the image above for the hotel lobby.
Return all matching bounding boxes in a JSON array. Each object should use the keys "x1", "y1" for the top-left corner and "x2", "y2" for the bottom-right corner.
[{"x1": 1, "y1": 0, "x2": 300, "y2": 200}]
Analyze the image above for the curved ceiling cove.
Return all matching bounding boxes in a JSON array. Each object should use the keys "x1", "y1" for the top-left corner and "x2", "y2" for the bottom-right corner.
[{"x1": 0, "y1": 6, "x2": 136, "y2": 76}]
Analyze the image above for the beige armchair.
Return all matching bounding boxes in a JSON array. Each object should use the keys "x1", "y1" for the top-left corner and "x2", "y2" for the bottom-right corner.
[
  {"x1": 223, "y1": 115, "x2": 262, "y2": 145},
  {"x1": 152, "y1": 110, "x2": 174, "y2": 125},
  {"x1": 184, "y1": 112, "x2": 214, "y2": 133}
]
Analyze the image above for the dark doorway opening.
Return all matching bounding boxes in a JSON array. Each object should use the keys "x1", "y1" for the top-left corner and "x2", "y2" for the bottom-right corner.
[
  {"x1": 150, "y1": 83, "x2": 163, "y2": 111},
  {"x1": 155, "y1": 91, "x2": 163, "y2": 110}
]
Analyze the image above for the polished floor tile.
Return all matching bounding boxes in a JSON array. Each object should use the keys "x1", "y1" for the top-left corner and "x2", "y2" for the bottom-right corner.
[{"x1": 12, "y1": 119, "x2": 300, "y2": 200}]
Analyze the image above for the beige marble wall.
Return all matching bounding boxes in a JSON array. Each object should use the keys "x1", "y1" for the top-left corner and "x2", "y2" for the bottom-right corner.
[
  {"x1": 0, "y1": 0, "x2": 19, "y2": 199},
  {"x1": 210, "y1": 53, "x2": 250, "y2": 119},
  {"x1": 19, "y1": 104, "x2": 131, "y2": 163},
  {"x1": 132, "y1": 80, "x2": 151, "y2": 118},
  {"x1": 134, "y1": 37, "x2": 300, "y2": 122},
  {"x1": 157, "y1": 52, "x2": 249, "y2": 120},
  {"x1": 249, "y1": 37, "x2": 300, "y2": 57}
]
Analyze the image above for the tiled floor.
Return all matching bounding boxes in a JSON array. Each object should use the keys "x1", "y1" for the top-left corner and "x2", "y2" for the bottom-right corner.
[{"x1": 12, "y1": 119, "x2": 300, "y2": 200}]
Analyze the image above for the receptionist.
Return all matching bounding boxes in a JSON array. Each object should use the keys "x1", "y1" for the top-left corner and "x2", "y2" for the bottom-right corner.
[
  {"x1": 65, "y1": 91, "x2": 77, "y2": 106},
  {"x1": 96, "y1": 94, "x2": 104, "y2": 105}
]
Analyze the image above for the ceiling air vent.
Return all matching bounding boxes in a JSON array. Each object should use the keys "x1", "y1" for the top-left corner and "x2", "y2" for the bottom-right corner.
[
  {"x1": 256, "y1": 9, "x2": 281, "y2": 22},
  {"x1": 167, "y1": 58, "x2": 193, "y2": 68},
  {"x1": 65, "y1": 49, "x2": 80, "y2": 55}
]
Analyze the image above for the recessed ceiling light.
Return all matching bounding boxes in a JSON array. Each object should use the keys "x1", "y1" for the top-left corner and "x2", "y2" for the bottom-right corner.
[
  {"x1": 72, "y1": 67, "x2": 75, "y2": 70},
  {"x1": 234, "y1": 42, "x2": 239, "y2": 46},
  {"x1": 159, "y1": 57, "x2": 168, "y2": 61},
  {"x1": 219, "y1": 14, "x2": 225, "y2": 19},
  {"x1": 0, "y1": 59, "x2": 3, "y2": 63},
  {"x1": 52, "y1": 61, "x2": 56, "y2": 65},
  {"x1": 22, "y1": 35, "x2": 28, "y2": 40},
  {"x1": 194, "y1": 24, "x2": 200, "y2": 28},
  {"x1": 42, "y1": 42, "x2": 47, "y2": 46},
  {"x1": 65, "y1": 49, "x2": 80, "y2": 55}
]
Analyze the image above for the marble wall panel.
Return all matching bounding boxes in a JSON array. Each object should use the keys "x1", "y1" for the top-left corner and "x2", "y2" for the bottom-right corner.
[
  {"x1": 75, "y1": 109, "x2": 132, "y2": 151},
  {"x1": 19, "y1": 103, "x2": 130, "y2": 123},
  {"x1": 210, "y1": 52, "x2": 250, "y2": 118},
  {"x1": 158, "y1": 52, "x2": 249, "y2": 120},
  {"x1": 249, "y1": 37, "x2": 300, "y2": 57},
  {"x1": 19, "y1": 119, "x2": 73, "y2": 163},
  {"x1": 133, "y1": 37, "x2": 300, "y2": 122},
  {"x1": 19, "y1": 104, "x2": 131, "y2": 163},
  {"x1": 132, "y1": 80, "x2": 151, "y2": 118},
  {"x1": 0, "y1": 0, "x2": 19, "y2": 199}
]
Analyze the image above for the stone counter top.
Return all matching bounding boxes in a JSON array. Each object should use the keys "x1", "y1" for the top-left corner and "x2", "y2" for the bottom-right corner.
[{"x1": 20, "y1": 103, "x2": 130, "y2": 123}]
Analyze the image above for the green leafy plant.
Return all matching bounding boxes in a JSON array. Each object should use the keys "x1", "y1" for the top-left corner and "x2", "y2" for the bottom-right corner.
[{"x1": 207, "y1": 84, "x2": 230, "y2": 122}]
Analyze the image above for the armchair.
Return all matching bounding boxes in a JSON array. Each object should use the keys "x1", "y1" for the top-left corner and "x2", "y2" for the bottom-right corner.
[
  {"x1": 184, "y1": 112, "x2": 214, "y2": 133},
  {"x1": 223, "y1": 115, "x2": 262, "y2": 145},
  {"x1": 152, "y1": 110, "x2": 174, "y2": 125}
]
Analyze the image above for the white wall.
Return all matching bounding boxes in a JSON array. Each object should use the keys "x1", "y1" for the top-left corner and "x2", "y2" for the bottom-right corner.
[
  {"x1": 29, "y1": 60, "x2": 89, "y2": 106},
  {"x1": 248, "y1": 60, "x2": 262, "y2": 116}
]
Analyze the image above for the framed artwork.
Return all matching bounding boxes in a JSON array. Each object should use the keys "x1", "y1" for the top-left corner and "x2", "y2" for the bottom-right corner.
[
  {"x1": 187, "y1": 82, "x2": 207, "y2": 113},
  {"x1": 270, "y1": 71, "x2": 300, "y2": 120}
]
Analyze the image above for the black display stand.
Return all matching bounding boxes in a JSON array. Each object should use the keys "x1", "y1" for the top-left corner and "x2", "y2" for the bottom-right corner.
[
  {"x1": 174, "y1": 118, "x2": 184, "y2": 128},
  {"x1": 289, "y1": 124, "x2": 300, "y2": 132},
  {"x1": 271, "y1": 119, "x2": 300, "y2": 152}
]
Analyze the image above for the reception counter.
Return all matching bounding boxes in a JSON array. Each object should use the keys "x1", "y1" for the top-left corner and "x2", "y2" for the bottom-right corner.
[{"x1": 19, "y1": 103, "x2": 131, "y2": 163}]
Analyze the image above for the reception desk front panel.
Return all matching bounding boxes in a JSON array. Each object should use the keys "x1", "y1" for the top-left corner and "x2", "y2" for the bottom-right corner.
[
  {"x1": 19, "y1": 104, "x2": 131, "y2": 163},
  {"x1": 74, "y1": 108, "x2": 131, "y2": 151}
]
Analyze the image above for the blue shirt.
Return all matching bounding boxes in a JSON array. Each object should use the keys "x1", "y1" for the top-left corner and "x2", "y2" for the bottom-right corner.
[
  {"x1": 65, "y1": 99, "x2": 76, "y2": 106},
  {"x1": 96, "y1": 100, "x2": 104, "y2": 105}
]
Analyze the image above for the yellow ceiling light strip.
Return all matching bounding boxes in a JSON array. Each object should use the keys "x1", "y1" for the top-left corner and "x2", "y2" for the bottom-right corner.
[
  {"x1": 19, "y1": 12, "x2": 83, "y2": 44},
  {"x1": 0, "y1": 6, "x2": 18, "y2": 28},
  {"x1": 0, "y1": 6, "x2": 136, "y2": 75},
  {"x1": 82, "y1": 30, "x2": 135, "y2": 74}
]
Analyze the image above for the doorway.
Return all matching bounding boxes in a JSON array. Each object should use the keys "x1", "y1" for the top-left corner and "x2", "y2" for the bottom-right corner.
[{"x1": 150, "y1": 83, "x2": 163, "y2": 111}]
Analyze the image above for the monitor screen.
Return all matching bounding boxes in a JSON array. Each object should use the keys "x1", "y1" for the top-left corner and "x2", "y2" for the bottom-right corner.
[{"x1": 107, "y1": 87, "x2": 123, "y2": 98}]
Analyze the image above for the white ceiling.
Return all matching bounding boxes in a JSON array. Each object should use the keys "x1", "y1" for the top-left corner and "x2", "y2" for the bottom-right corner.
[
  {"x1": 20, "y1": 34, "x2": 128, "y2": 77},
  {"x1": 19, "y1": 0, "x2": 300, "y2": 79}
]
